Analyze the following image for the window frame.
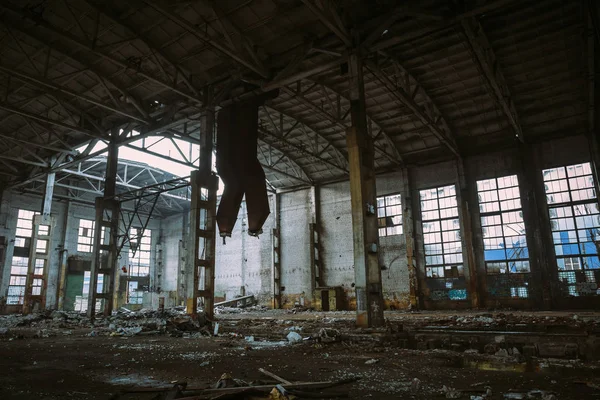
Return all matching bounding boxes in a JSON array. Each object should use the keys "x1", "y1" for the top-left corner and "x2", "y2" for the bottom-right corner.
[
  {"x1": 419, "y1": 184, "x2": 465, "y2": 283},
  {"x1": 377, "y1": 193, "x2": 403, "y2": 237}
]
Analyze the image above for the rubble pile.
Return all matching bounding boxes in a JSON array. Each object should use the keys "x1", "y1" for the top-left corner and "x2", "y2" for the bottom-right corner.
[{"x1": 0, "y1": 307, "x2": 209, "y2": 337}]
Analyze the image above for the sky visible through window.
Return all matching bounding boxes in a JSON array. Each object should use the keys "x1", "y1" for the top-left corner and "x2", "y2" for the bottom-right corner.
[{"x1": 75, "y1": 133, "x2": 226, "y2": 194}]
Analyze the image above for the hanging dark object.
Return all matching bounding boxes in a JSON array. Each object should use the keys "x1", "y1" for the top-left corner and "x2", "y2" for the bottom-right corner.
[{"x1": 216, "y1": 91, "x2": 278, "y2": 238}]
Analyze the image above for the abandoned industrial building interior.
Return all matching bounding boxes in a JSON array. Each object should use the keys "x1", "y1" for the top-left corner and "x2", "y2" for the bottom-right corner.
[{"x1": 2, "y1": 0, "x2": 600, "y2": 399}]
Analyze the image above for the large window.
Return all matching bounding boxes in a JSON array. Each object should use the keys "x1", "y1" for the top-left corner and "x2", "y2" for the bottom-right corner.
[
  {"x1": 543, "y1": 162, "x2": 600, "y2": 296},
  {"x1": 477, "y1": 175, "x2": 529, "y2": 298},
  {"x1": 77, "y1": 219, "x2": 95, "y2": 253},
  {"x1": 420, "y1": 185, "x2": 465, "y2": 299},
  {"x1": 377, "y1": 194, "x2": 402, "y2": 236},
  {"x1": 128, "y1": 228, "x2": 151, "y2": 277},
  {"x1": 7, "y1": 210, "x2": 37, "y2": 305},
  {"x1": 127, "y1": 228, "x2": 151, "y2": 305}
]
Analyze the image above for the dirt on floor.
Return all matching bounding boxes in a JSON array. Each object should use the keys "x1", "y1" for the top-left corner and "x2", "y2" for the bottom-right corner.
[{"x1": 1, "y1": 309, "x2": 600, "y2": 399}]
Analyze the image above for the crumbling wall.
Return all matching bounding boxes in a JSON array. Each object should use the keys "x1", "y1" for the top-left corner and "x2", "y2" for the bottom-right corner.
[
  {"x1": 279, "y1": 189, "x2": 312, "y2": 308},
  {"x1": 318, "y1": 174, "x2": 411, "y2": 310}
]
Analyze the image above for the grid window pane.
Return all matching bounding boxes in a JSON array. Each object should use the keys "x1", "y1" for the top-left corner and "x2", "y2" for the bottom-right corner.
[
  {"x1": 477, "y1": 175, "x2": 530, "y2": 277},
  {"x1": 377, "y1": 193, "x2": 403, "y2": 237},
  {"x1": 420, "y1": 185, "x2": 464, "y2": 287},
  {"x1": 543, "y1": 162, "x2": 600, "y2": 296}
]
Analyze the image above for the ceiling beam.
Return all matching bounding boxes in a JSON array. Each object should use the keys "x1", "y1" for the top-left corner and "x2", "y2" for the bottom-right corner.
[
  {"x1": 143, "y1": 0, "x2": 269, "y2": 78},
  {"x1": 0, "y1": 67, "x2": 149, "y2": 124},
  {"x1": 461, "y1": 17, "x2": 524, "y2": 143},
  {"x1": 83, "y1": 0, "x2": 199, "y2": 97},
  {"x1": 280, "y1": 86, "x2": 403, "y2": 166},
  {"x1": 308, "y1": 78, "x2": 403, "y2": 164},
  {"x1": 0, "y1": 15, "x2": 150, "y2": 121},
  {"x1": 0, "y1": 100, "x2": 103, "y2": 139},
  {"x1": 263, "y1": 103, "x2": 349, "y2": 171},
  {"x1": 365, "y1": 60, "x2": 461, "y2": 158},
  {"x1": 0, "y1": 3, "x2": 204, "y2": 107},
  {"x1": 257, "y1": 139, "x2": 314, "y2": 185},
  {"x1": 300, "y1": 0, "x2": 351, "y2": 47}
]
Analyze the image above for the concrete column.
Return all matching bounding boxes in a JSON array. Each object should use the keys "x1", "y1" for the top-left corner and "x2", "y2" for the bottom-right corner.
[
  {"x1": 401, "y1": 168, "x2": 419, "y2": 309},
  {"x1": 23, "y1": 166, "x2": 56, "y2": 313},
  {"x1": 347, "y1": 48, "x2": 384, "y2": 327},
  {"x1": 56, "y1": 200, "x2": 70, "y2": 310},
  {"x1": 456, "y1": 160, "x2": 481, "y2": 308},
  {"x1": 519, "y1": 144, "x2": 555, "y2": 309}
]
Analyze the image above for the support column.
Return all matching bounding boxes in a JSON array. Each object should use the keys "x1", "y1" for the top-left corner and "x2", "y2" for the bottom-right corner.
[
  {"x1": 401, "y1": 168, "x2": 419, "y2": 309},
  {"x1": 186, "y1": 101, "x2": 218, "y2": 320},
  {"x1": 309, "y1": 185, "x2": 322, "y2": 301},
  {"x1": 88, "y1": 136, "x2": 120, "y2": 318},
  {"x1": 519, "y1": 144, "x2": 554, "y2": 309},
  {"x1": 347, "y1": 47, "x2": 384, "y2": 328},
  {"x1": 23, "y1": 169, "x2": 55, "y2": 313},
  {"x1": 456, "y1": 160, "x2": 481, "y2": 308},
  {"x1": 272, "y1": 193, "x2": 282, "y2": 308},
  {"x1": 56, "y1": 200, "x2": 70, "y2": 310}
]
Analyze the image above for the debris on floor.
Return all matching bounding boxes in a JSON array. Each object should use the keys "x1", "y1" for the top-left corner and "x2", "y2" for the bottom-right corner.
[{"x1": 109, "y1": 368, "x2": 356, "y2": 399}]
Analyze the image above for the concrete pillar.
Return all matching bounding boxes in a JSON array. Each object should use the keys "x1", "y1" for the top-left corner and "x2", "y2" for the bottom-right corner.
[
  {"x1": 23, "y1": 167, "x2": 56, "y2": 313},
  {"x1": 519, "y1": 144, "x2": 555, "y2": 309},
  {"x1": 56, "y1": 200, "x2": 70, "y2": 310},
  {"x1": 401, "y1": 168, "x2": 419, "y2": 309},
  {"x1": 347, "y1": 48, "x2": 384, "y2": 327},
  {"x1": 456, "y1": 160, "x2": 481, "y2": 308}
]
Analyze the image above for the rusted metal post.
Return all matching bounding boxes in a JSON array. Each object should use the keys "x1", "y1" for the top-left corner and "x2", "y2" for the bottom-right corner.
[
  {"x1": 88, "y1": 135, "x2": 120, "y2": 319},
  {"x1": 456, "y1": 160, "x2": 480, "y2": 308},
  {"x1": 309, "y1": 185, "x2": 322, "y2": 303},
  {"x1": 401, "y1": 168, "x2": 419, "y2": 309},
  {"x1": 271, "y1": 193, "x2": 281, "y2": 308},
  {"x1": 187, "y1": 99, "x2": 217, "y2": 320},
  {"x1": 347, "y1": 45, "x2": 384, "y2": 328}
]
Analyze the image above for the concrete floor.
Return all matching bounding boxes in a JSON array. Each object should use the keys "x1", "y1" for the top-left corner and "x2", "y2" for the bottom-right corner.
[{"x1": 1, "y1": 310, "x2": 599, "y2": 399}]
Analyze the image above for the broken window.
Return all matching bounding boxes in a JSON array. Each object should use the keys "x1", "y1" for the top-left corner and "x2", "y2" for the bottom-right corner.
[
  {"x1": 377, "y1": 193, "x2": 403, "y2": 236},
  {"x1": 7, "y1": 210, "x2": 37, "y2": 305},
  {"x1": 128, "y1": 228, "x2": 151, "y2": 277},
  {"x1": 77, "y1": 219, "x2": 95, "y2": 253},
  {"x1": 74, "y1": 271, "x2": 104, "y2": 312},
  {"x1": 477, "y1": 175, "x2": 530, "y2": 298},
  {"x1": 543, "y1": 162, "x2": 600, "y2": 296},
  {"x1": 420, "y1": 185, "x2": 465, "y2": 295}
]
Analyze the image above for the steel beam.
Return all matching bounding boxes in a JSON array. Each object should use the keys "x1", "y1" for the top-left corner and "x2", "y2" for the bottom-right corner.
[
  {"x1": 144, "y1": 0, "x2": 268, "y2": 78},
  {"x1": 461, "y1": 17, "x2": 524, "y2": 142},
  {"x1": 365, "y1": 60, "x2": 461, "y2": 157}
]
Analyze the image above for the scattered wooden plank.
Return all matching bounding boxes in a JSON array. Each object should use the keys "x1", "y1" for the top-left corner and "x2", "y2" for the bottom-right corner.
[{"x1": 258, "y1": 368, "x2": 292, "y2": 385}]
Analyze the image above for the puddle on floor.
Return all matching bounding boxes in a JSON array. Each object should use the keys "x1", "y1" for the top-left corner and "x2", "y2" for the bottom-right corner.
[{"x1": 107, "y1": 373, "x2": 168, "y2": 388}]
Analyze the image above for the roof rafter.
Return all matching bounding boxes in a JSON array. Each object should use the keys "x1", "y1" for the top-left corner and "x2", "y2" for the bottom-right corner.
[
  {"x1": 308, "y1": 77, "x2": 404, "y2": 164},
  {"x1": 461, "y1": 17, "x2": 524, "y2": 143},
  {"x1": 263, "y1": 103, "x2": 349, "y2": 171},
  {"x1": 256, "y1": 139, "x2": 314, "y2": 185},
  {"x1": 0, "y1": 15, "x2": 150, "y2": 121},
  {"x1": 83, "y1": 0, "x2": 199, "y2": 97},
  {"x1": 0, "y1": 2, "x2": 204, "y2": 107},
  {"x1": 364, "y1": 59, "x2": 461, "y2": 158},
  {"x1": 143, "y1": 0, "x2": 269, "y2": 78}
]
